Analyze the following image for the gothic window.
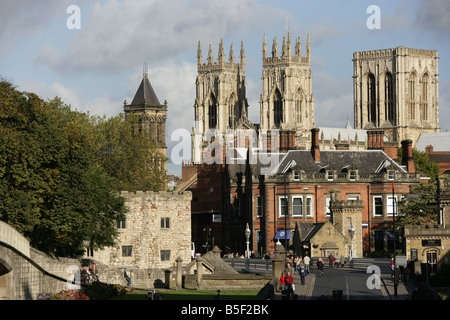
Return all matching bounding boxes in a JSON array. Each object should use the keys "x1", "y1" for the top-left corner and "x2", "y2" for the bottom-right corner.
[
  {"x1": 408, "y1": 73, "x2": 416, "y2": 120},
  {"x1": 295, "y1": 88, "x2": 303, "y2": 123},
  {"x1": 273, "y1": 89, "x2": 283, "y2": 127},
  {"x1": 228, "y1": 94, "x2": 237, "y2": 128},
  {"x1": 384, "y1": 72, "x2": 394, "y2": 123},
  {"x1": 208, "y1": 95, "x2": 217, "y2": 129},
  {"x1": 421, "y1": 73, "x2": 429, "y2": 121},
  {"x1": 367, "y1": 73, "x2": 376, "y2": 125}
]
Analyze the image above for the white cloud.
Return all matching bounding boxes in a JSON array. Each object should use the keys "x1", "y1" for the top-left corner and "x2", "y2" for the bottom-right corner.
[
  {"x1": 17, "y1": 79, "x2": 82, "y2": 108},
  {"x1": 33, "y1": 0, "x2": 290, "y2": 75},
  {"x1": 84, "y1": 94, "x2": 123, "y2": 119}
]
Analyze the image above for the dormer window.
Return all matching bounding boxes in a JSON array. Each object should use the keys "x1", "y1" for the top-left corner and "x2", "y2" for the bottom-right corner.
[
  {"x1": 388, "y1": 171, "x2": 395, "y2": 180},
  {"x1": 349, "y1": 170, "x2": 357, "y2": 181},
  {"x1": 327, "y1": 171, "x2": 334, "y2": 181}
]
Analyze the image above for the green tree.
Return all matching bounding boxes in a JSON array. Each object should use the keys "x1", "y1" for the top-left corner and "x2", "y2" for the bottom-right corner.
[
  {"x1": 398, "y1": 147, "x2": 440, "y2": 181},
  {"x1": 0, "y1": 81, "x2": 126, "y2": 256},
  {"x1": 398, "y1": 182, "x2": 438, "y2": 227},
  {"x1": 91, "y1": 113, "x2": 167, "y2": 192}
]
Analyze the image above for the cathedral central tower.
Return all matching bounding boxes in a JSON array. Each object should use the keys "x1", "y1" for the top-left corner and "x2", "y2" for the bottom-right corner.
[{"x1": 259, "y1": 32, "x2": 315, "y2": 148}]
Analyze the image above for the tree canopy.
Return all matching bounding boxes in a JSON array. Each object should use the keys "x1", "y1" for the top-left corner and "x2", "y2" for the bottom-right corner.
[{"x1": 0, "y1": 80, "x2": 166, "y2": 256}]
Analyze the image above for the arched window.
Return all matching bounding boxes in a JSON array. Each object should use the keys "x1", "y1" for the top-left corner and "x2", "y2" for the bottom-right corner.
[
  {"x1": 273, "y1": 89, "x2": 283, "y2": 127},
  {"x1": 295, "y1": 88, "x2": 303, "y2": 123},
  {"x1": 208, "y1": 95, "x2": 217, "y2": 129},
  {"x1": 408, "y1": 72, "x2": 416, "y2": 120},
  {"x1": 421, "y1": 73, "x2": 429, "y2": 121},
  {"x1": 228, "y1": 94, "x2": 237, "y2": 128},
  {"x1": 367, "y1": 73, "x2": 376, "y2": 125},
  {"x1": 384, "y1": 72, "x2": 394, "y2": 123}
]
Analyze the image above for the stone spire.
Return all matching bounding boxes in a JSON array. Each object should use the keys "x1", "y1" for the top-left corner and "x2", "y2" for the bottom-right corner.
[
  {"x1": 197, "y1": 40, "x2": 202, "y2": 67},
  {"x1": 262, "y1": 34, "x2": 267, "y2": 59},
  {"x1": 229, "y1": 43, "x2": 235, "y2": 63},
  {"x1": 272, "y1": 36, "x2": 278, "y2": 58},
  {"x1": 240, "y1": 41, "x2": 245, "y2": 73},
  {"x1": 218, "y1": 39, "x2": 225, "y2": 65},
  {"x1": 207, "y1": 43, "x2": 213, "y2": 65},
  {"x1": 306, "y1": 33, "x2": 311, "y2": 61}
]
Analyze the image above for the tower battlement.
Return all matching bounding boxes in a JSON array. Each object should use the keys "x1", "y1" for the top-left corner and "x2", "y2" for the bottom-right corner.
[
  {"x1": 197, "y1": 39, "x2": 245, "y2": 73},
  {"x1": 262, "y1": 32, "x2": 311, "y2": 67}
]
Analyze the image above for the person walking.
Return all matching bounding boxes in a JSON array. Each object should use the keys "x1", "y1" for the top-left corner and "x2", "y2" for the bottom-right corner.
[
  {"x1": 124, "y1": 268, "x2": 131, "y2": 286},
  {"x1": 328, "y1": 253, "x2": 335, "y2": 269},
  {"x1": 279, "y1": 272, "x2": 286, "y2": 292},
  {"x1": 298, "y1": 262, "x2": 306, "y2": 285},
  {"x1": 317, "y1": 258, "x2": 324, "y2": 276},
  {"x1": 303, "y1": 255, "x2": 310, "y2": 274},
  {"x1": 285, "y1": 271, "x2": 294, "y2": 299}
]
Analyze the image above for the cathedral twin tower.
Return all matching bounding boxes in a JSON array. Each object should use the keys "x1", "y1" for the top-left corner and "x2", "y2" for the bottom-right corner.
[
  {"x1": 192, "y1": 32, "x2": 315, "y2": 163},
  {"x1": 191, "y1": 33, "x2": 440, "y2": 164}
]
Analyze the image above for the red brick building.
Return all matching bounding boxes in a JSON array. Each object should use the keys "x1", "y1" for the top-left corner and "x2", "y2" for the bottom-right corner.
[{"x1": 179, "y1": 129, "x2": 429, "y2": 258}]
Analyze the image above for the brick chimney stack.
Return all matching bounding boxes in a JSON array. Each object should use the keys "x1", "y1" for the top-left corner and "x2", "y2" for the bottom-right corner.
[
  {"x1": 401, "y1": 139, "x2": 415, "y2": 173},
  {"x1": 311, "y1": 128, "x2": 320, "y2": 163}
]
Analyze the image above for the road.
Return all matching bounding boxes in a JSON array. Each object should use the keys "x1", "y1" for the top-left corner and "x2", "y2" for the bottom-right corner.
[{"x1": 307, "y1": 266, "x2": 389, "y2": 300}]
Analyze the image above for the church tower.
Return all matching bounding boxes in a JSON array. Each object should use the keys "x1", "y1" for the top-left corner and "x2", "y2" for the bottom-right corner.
[
  {"x1": 192, "y1": 40, "x2": 253, "y2": 163},
  {"x1": 124, "y1": 65, "x2": 168, "y2": 169},
  {"x1": 259, "y1": 32, "x2": 315, "y2": 149},
  {"x1": 353, "y1": 47, "x2": 440, "y2": 146}
]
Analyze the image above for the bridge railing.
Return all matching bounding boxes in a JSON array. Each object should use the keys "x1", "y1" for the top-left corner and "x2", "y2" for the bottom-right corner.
[{"x1": 222, "y1": 258, "x2": 273, "y2": 274}]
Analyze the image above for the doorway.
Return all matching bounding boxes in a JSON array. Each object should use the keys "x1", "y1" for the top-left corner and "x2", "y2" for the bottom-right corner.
[{"x1": 426, "y1": 249, "x2": 438, "y2": 273}]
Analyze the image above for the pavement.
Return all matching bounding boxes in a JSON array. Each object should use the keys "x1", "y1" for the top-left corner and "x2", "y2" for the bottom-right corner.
[{"x1": 273, "y1": 264, "x2": 416, "y2": 300}]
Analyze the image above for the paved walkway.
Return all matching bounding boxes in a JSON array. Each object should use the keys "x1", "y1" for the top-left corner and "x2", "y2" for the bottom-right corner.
[{"x1": 273, "y1": 266, "x2": 416, "y2": 300}]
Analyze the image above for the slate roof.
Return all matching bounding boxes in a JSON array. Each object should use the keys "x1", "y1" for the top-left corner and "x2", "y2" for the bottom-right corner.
[
  {"x1": 130, "y1": 74, "x2": 161, "y2": 106},
  {"x1": 270, "y1": 149, "x2": 406, "y2": 176},
  {"x1": 416, "y1": 132, "x2": 450, "y2": 152}
]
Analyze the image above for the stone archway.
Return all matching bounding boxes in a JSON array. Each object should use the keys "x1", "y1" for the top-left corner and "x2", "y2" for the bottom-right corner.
[{"x1": 0, "y1": 253, "x2": 14, "y2": 300}]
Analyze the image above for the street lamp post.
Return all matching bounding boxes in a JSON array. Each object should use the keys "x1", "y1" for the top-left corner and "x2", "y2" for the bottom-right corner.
[
  {"x1": 245, "y1": 223, "x2": 251, "y2": 258},
  {"x1": 348, "y1": 224, "x2": 355, "y2": 259},
  {"x1": 245, "y1": 223, "x2": 251, "y2": 272}
]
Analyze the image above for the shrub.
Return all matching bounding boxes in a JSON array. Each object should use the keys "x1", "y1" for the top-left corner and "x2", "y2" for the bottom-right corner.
[
  {"x1": 52, "y1": 289, "x2": 90, "y2": 300},
  {"x1": 83, "y1": 281, "x2": 127, "y2": 300}
]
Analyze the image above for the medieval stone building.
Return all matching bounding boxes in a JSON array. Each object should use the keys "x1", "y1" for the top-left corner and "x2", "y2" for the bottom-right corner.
[
  {"x1": 124, "y1": 66, "x2": 168, "y2": 171},
  {"x1": 88, "y1": 191, "x2": 192, "y2": 270},
  {"x1": 353, "y1": 47, "x2": 440, "y2": 146}
]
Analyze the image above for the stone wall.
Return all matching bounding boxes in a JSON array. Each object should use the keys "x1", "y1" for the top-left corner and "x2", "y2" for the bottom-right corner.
[
  {"x1": 89, "y1": 191, "x2": 192, "y2": 270},
  {"x1": 0, "y1": 245, "x2": 81, "y2": 300}
]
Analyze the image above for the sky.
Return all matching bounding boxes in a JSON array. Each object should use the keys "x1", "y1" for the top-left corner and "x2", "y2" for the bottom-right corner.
[{"x1": 1, "y1": 0, "x2": 450, "y2": 176}]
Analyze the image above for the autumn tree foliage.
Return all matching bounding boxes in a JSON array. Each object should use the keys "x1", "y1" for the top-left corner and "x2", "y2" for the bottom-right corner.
[{"x1": 0, "y1": 80, "x2": 166, "y2": 256}]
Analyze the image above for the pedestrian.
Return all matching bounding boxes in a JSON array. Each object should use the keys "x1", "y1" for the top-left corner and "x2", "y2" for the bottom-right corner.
[
  {"x1": 124, "y1": 268, "x2": 131, "y2": 286},
  {"x1": 279, "y1": 272, "x2": 286, "y2": 292},
  {"x1": 285, "y1": 271, "x2": 294, "y2": 299},
  {"x1": 303, "y1": 255, "x2": 310, "y2": 274},
  {"x1": 339, "y1": 254, "x2": 345, "y2": 268},
  {"x1": 390, "y1": 258, "x2": 395, "y2": 277},
  {"x1": 298, "y1": 262, "x2": 306, "y2": 285},
  {"x1": 317, "y1": 258, "x2": 324, "y2": 276},
  {"x1": 328, "y1": 253, "x2": 335, "y2": 268}
]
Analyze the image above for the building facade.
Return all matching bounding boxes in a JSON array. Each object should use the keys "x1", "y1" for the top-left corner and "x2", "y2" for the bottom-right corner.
[
  {"x1": 353, "y1": 47, "x2": 440, "y2": 145},
  {"x1": 259, "y1": 33, "x2": 315, "y2": 149},
  {"x1": 124, "y1": 66, "x2": 168, "y2": 171},
  {"x1": 89, "y1": 191, "x2": 192, "y2": 269}
]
